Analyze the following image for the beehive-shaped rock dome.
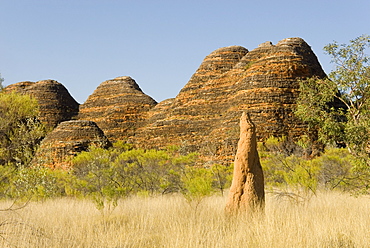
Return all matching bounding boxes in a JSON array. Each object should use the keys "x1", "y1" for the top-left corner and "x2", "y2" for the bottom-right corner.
[
  {"x1": 132, "y1": 38, "x2": 326, "y2": 162},
  {"x1": 3, "y1": 80, "x2": 80, "y2": 128},
  {"x1": 33, "y1": 120, "x2": 111, "y2": 169},
  {"x1": 78, "y1": 76, "x2": 157, "y2": 142}
]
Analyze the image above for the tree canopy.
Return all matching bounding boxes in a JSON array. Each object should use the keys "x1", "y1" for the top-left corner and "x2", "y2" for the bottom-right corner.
[{"x1": 296, "y1": 34, "x2": 370, "y2": 157}]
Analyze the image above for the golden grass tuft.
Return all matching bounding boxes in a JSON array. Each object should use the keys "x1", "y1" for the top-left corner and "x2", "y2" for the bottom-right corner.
[{"x1": 1, "y1": 191, "x2": 369, "y2": 247}]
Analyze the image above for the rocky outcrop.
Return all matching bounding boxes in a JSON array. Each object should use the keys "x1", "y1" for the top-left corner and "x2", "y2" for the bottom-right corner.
[
  {"x1": 4, "y1": 37, "x2": 328, "y2": 167},
  {"x1": 78, "y1": 76, "x2": 157, "y2": 142},
  {"x1": 131, "y1": 46, "x2": 250, "y2": 151},
  {"x1": 225, "y1": 113, "x2": 265, "y2": 214},
  {"x1": 3, "y1": 80, "x2": 79, "y2": 128},
  {"x1": 33, "y1": 120, "x2": 110, "y2": 169},
  {"x1": 132, "y1": 38, "x2": 326, "y2": 163}
]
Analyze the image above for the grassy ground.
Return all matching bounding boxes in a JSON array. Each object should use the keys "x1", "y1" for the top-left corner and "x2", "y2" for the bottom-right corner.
[{"x1": 0, "y1": 191, "x2": 369, "y2": 247}]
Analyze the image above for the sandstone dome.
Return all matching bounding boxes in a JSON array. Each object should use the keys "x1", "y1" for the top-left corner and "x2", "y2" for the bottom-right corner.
[
  {"x1": 131, "y1": 37, "x2": 326, "y2": 163},
  {"x1": 4, "y1": 80, "x2": 80, "y2": 128},
  {"x1": 78, "y1": 76, "x2": 157, "y2": 142},
  {"x1": 33, "y1": 120, "x2": 110, "y2": 169}
]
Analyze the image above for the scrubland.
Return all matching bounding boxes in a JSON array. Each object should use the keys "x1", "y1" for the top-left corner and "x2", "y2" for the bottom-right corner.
[{"x1": 1, "y1": 191, "x2": 369, "y2": 248}]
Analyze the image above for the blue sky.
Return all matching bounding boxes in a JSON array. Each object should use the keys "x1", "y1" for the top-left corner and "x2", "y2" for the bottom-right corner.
[{"x1": 1, "y1": 0, "x2": 369, "y2": 103}]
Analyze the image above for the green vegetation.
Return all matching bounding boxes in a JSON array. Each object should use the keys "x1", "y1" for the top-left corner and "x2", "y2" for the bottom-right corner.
[
  {"x1": 260, "y1": 136, "x2": 369, "y2": 197},
  {"x1": 0, "y1": 73, "x2": 3, "y2": 89},
  {"x1": 0, "y1": 142, "x2": 233, "y2": 210},
  {"x1": 244, "y1": 61, "x2": 255, "y2": 70},
  {"x1": 296, "y1": 34, "x2": 370, "y2": 156},
  {"x1": 296, "y1": 35, "x2": 370, "y2": 194},
  {"x1": 1, "y1": 137, "x2": 368, "y2": 207},
  {"x1": 0, "y1": 90, "x2": 48, "y2": 168}
]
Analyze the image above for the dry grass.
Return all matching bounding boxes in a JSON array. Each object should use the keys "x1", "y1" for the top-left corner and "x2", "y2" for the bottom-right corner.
[{"x1": 1, "y1": 191, "x2": 369, "y2": 247}]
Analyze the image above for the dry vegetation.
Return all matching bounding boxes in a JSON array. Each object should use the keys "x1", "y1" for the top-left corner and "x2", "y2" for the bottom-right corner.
[{"x1": 1, "y1": 191, "x2": 369, "y2": 248}]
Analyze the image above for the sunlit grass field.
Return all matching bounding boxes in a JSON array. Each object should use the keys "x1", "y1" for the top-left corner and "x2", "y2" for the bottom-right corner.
[{"x1": 1, "y1": 191, "x2": 369, "y2": 247}]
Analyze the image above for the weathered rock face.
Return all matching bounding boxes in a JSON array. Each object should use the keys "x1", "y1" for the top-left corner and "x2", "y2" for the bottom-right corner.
[
  {"x1": 4, "y1": 37, "x2": 327, "y2": 168},
  {"x1": 132, "y1": 38, "x2": 326, "y2": 162},
  {"x1": 78, "y1": 76, "x2": 157, "y2": 142},
  {"x1": 131, "y1": 46, "x2": 250, "y2": 151},
  {"x1": 225, "y1": 113, "x2": 265, "y2": 214},
  {"x1": 33, "y1": 120, "x2": 111, "y2": 169},
  {"x1": 3, "y1": 80, "x2": 80, "y2": 128}
]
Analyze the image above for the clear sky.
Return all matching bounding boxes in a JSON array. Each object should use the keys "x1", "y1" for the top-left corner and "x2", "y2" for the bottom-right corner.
[{"x1": 1, "y1": 0, "x2": 369, "y2": 103}]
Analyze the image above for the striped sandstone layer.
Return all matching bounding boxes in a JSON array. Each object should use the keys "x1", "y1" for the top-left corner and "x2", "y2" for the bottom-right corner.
[
  {"x1": 32, "y1": 120, "x2": 110, "y2": 169},
  {"x1": 78, "y1": 76, "x2": 157, "y2": 142},
  {"x1": 3, "y1": 80, "x2": 79, "y2": 128},
  {"x1": 131, "y1": 38, "x2": 326, "y2": 162}
]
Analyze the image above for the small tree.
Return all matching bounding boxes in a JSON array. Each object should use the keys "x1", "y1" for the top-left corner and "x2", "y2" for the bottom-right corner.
[
  {"x1": 0, "y1": 91, "x2": 47, "y2": 167},
  {"x1": 296, "y1": 35, "x2": 370, "y2": 156}
]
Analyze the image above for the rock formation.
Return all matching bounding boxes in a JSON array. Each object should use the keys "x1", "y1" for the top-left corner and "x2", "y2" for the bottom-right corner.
[
  {"x1": 32, "y1": 120, "x2": 110, "y2": 169},
  {"x1": 225, "y1": 112, "x2": 265, "y2": 214},
  {"x1": 4, "y1": 37, "x2": 328, "y2": 168},
  {"x1": 132, "y1": 37, "x2": 326, "y2": 163},
  {"x1": 78, "y1": 76, "x2": 157, "y2": 142},
  {"x1": 131, "y1": 46, "x2": 250, "y2": 152},
  {"x1": 3, "y1": 80, "x2": 79, "y2": 128}
]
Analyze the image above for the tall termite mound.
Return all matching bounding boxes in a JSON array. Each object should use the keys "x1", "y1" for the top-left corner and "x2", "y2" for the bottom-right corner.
[{"x1": 225, "y1": 112, "x2": 265, "y2": 214}]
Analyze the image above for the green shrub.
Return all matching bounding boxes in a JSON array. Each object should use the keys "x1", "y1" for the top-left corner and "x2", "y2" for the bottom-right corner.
[
  {"x1": 0, "y1": 91, "x2": 48, "y2": 167},
  {"x1": 10, "y1": 166, "x2": 68, "y2": 200},
  {"x1": 312, "y1": 147, "x2": 370, "y2": 193},
  {"x1": 69, "y1": 143, "x2": 201, "y2": 210},
  {"x1": 261, "y1": 136, "x2": 370, "y2": 195}
]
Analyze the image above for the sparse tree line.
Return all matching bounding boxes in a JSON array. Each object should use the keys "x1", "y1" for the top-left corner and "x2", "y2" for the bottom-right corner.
[{"x1": 1, "y1": 35, "x2": 370, "y2": 209}]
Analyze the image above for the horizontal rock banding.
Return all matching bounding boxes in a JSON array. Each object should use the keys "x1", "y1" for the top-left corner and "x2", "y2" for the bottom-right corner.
[
  {"x1": 78, "y1": 76, "x2": 157, "y2": 142},
  {"x1": 132, "y1": 38, "x2": 326, "y2": 163},
  {"x1": 3, "y1": 80, "x2": 80, "y2": 128},
  {"x1": 33, "y1": 120, "x2": 110, "y2": 169},
  {"x1": 5, "y1": 37, "x2": 327, "y2": 166}
]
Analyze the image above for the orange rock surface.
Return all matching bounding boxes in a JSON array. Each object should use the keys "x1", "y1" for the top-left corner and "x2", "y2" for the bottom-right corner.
[
  {"x1": 32, "y1": 120, "x2": 110, "y2": 169},
  {"x1": 132, "y1": 38, "x2": 326, "y2": 163},
  {"x1": 78, "y1": 76, "x2": 157, "y2": 142},
  {"x1": 3, "y1": 80, "x2": 79, "y2": 128}
]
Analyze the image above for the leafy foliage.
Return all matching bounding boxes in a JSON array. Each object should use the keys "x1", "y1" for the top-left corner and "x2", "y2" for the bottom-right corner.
[
  {"x1": 0, "y1": 91, "x2": 48, "y2": 167},
  {"x1": 295, "y1": 35, "x2": 370, "y2": 194},
  {"x1": 296, "y1": 34, "x2": 370, "y2": 156},
  {"x1": 71, "y1": 144, "x2": 207, "y2": 209},
  {"x1": 261, "y1": 136, "x2": 370, "y2": 196},
  {"x1": 0, "y1": 136, "x2": 369, "y2": 205},
  {"x1": 10, "y1": 166, "x2": 68, "y2": 200}
]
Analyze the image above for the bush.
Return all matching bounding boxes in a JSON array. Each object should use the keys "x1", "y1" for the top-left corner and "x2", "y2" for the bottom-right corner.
[
  {"x1": 9, "y1": 166, "x2": 69, "y2": 200},
  {"x1": 69, "y1": 144, "x2": 201, "y2": 209},
  {"x1": 261, "y1": 136, "x2": 370, "y2": 196},
  {"x1": 0, "y1": 91, "x2": 47, "y2": 167},
  {"x1": 312, "y1": 148, "x2": 370, "y2": 193}
]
